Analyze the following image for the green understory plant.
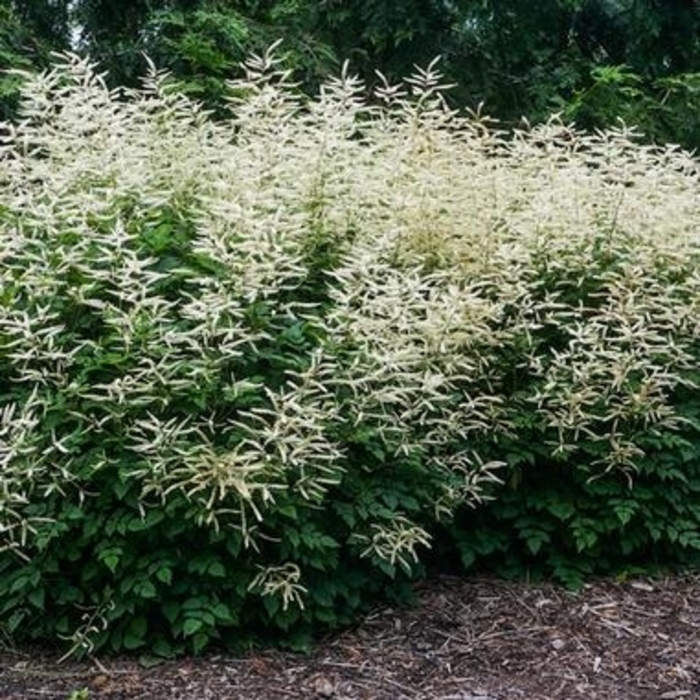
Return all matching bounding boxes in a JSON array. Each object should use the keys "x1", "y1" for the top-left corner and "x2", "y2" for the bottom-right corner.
[
  {"x1": 0, "y1": 49, "x2": 699, "y2": 656},
  {"x1": 554, "y1": 64, "x2": 700, "y2": 150}
]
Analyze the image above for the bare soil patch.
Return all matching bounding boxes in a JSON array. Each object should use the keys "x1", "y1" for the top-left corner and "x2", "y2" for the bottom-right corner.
[{"x1": 2, "y1": 574, "x2": 699, "y2": 699}]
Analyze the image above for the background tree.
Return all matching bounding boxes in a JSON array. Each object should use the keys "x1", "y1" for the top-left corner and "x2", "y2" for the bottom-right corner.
[
  {"x1": 0, "y1": 0, "x2": 71, "y2": 119},
  {"x1": 1, "y1": 0, "x2": 699, "y2": 145},
  {"x1": 443, "y1": 0, "x2": 579, "y2": 121},
  {"x1": 315, "y1": 0, "x2": 457, "y2": 83},
  {"x1": 67, "y1": 0, "x2": 335, "y2": 110},
  {"x1": 562, "y1": 0, "x2": 700, "y2": 147}
]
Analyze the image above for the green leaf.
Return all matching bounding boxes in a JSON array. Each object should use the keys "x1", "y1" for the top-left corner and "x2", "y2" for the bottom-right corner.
[
  {"x1": 544, "y1": 501, "x2": 575, "y2": 521},
  {"x1": 162, "y1": 599, "x2": 180, "y2": 625},
  {"x1": 182, "y1": 617, "x2": 203, "y2": 637},
  {"x1": 182, "y1": 597, "x2": 206, "y2": 611},
  {"x1": 124, "y1": 617, "x2": 148, "y2": 650},
  {"x1": 522, "y1": 528, "x2": 550, "y2": 556},
  {"x1": 103, "y1": 554, "x2": 121, "y2": 574},
  {"x1": 262, "y1": 595, "x2": 280, "y2": 618},
  {"x1": 207, "y1": 561, "x2": 226, "y2": 578},
  {"x1": 211, "y1": 602, "x2": 233, "y2": 623},
  {"x1": 286, "y1": 529, "x2": 301, "y2": 548},
  {"x1": 612, "y1": 500, "x2": 638, "y2": 526},
  {"x1": 28, "y1": 587, "x2": 45, "y2": 609},
  {"x1": 137, "y1": 581, "x2": 157, "y2": 599},
  {"x1": 192, "y1": 632, "x2": 210, "y2": 655},
  {"x1": 277, "y1": 503, "x2": 298, "y2": 519},
  {"x1": 151, "y1": 637, "x2": 177, "y2": 660},
  {"x1": 9, "y1": 576, "x2": 28, "y2": 594},
  {"x1": 156, "y1": 567, "x2": 173, "y2": 585}
]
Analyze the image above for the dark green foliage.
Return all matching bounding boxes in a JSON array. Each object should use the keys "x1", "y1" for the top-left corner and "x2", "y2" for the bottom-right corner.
[
  {"x1": 70, "y1": 0, "x2": 335, "y2": 110},
  {"x1": 441, "y1": 250, "x2": 700, "y2": 588},
  {"x1": 444, "y1": 406, "x2": 700, "y2": 588},
  {"x1": 555, "y1": 64, "x2": 700, "y2": 149},
  {"x1": 0, "y1": 471, "x2": 416, "y2": 657},
  {"x1": 0, "y1": 203, "x2": 423, "y2": 656},
  {"x1": 444, "y1": 0, "x2": 577, "y2": 119},
  {"x1": 315, "y1": 0, "x2": 455, "y2": 85},
  {"x1": 4, "y1": 0, "x2": 700, "y2": 146},
  {"x1": 0, "y1": 0, "x2": 70, "y2": 119},
  {"x1": 573, "y1": 0, "x2": 700, "y2": 76}
]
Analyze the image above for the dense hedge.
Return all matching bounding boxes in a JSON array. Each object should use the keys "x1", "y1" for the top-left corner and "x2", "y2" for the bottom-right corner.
[{"x1": 0, "y1": 52, "x2": 699, "y2": 658}]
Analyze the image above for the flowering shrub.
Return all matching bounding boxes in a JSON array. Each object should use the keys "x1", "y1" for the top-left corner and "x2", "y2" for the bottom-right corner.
[{"x1": 0, "y1": 50, "x2": 699, "y2": 655}]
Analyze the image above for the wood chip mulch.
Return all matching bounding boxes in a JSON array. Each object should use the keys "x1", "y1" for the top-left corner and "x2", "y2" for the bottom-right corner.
[{"x1": 2, "y1": 574, "x2": 699, "y2": 699}]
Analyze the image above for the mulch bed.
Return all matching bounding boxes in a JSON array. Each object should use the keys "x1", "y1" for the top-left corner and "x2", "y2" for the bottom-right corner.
[{"x1": 2, "y1": 574, "x2": 699, "y2": 699}]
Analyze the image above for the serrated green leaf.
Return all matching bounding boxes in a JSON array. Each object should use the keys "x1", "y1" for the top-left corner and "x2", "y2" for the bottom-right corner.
[{"x1": 523, "y1": 529, "x2": 550, "y2": 555}]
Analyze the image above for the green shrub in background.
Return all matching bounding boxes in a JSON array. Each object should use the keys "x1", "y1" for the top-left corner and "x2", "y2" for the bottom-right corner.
[
  {"x1": 552, "y1": 64, "x2": 700, "y2": 152},
  {"x1": 0, "y1": 50, "x2": 699, "y2": 658}
]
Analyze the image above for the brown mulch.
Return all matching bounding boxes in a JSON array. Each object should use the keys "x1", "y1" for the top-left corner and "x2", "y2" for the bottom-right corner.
[{"x1": 1, "y1": 574, "x2": 699, "y2": 700}]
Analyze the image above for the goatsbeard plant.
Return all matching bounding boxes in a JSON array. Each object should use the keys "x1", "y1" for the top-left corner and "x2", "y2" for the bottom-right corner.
[{"x1": 0, "y1": 48, "x2": 698, "y2": 656}]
